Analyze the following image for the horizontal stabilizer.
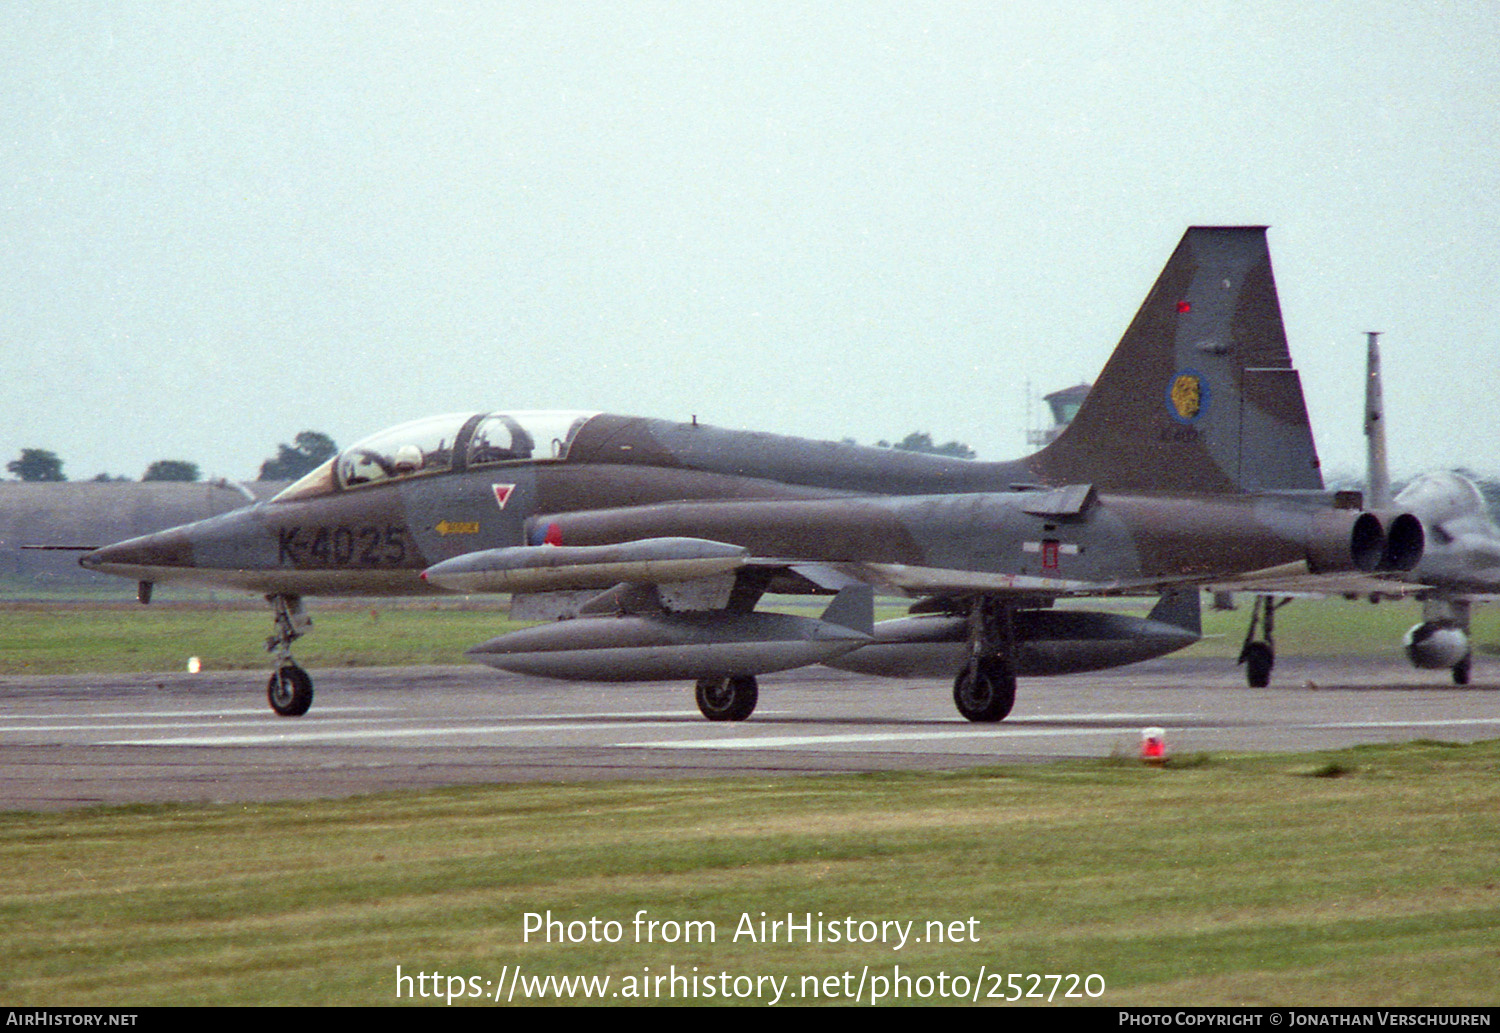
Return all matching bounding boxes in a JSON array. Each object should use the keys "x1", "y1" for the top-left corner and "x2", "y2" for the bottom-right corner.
[{"x1": 1206, "y1": 571, "x2": 1426, "y2": 598}]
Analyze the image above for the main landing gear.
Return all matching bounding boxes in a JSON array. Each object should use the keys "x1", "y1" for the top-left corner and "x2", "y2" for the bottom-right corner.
[
  {"x1": 955, "y1": 597, "x2": 1018, "y2": 722},
  {"x1": 695, "y1": 675, "x2": 759, "y2": 721},
  {"x1": 1436, "y1": 596, "x2": 1474, "y2": 686},
  {"x1": 954, "y1": 657, "x2": 1016, "y2": 722},
  {"x1": 266, "y1": 594, "x2": 314, "y2": 716},
  {"x1": 1412, "y1": 595, "x2": 1474, "y2": 686},
  {"x1": 1238, "y1": 595, "x2": 1289, "y2": 688}
]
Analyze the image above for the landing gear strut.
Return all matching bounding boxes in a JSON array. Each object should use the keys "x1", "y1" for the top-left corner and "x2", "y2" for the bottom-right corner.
[
  {"x1": 695, "y1": 675, "x2": 758, "y2": 721},
  {"x1": 1238, "y1": 595, "x2": 1289, "y2": 688},
  {"x1": 1427, "y1": 595, "x2": 1474, "y2": 686},
  {"x1": 265, "y1": 594, "x2": 314, "y2": 717},
  {"x1": 955, "y1": 597, "x2": 1018, "y2": 722}
]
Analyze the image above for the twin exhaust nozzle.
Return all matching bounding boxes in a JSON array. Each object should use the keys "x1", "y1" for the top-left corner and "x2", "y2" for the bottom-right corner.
[{"x1": 1335, "y1": 511, "x2": 1424, "y2": 574}]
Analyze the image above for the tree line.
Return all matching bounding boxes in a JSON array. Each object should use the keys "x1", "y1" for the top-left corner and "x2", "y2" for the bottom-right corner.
[{"x1": 5, "y1": 432, "x2": 337, "y2": 484}]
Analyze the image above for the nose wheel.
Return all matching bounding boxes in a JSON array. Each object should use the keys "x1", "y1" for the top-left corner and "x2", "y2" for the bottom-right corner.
[
  {"x1": 268, "y1": 664, "x2": 314, "y2": 716},
  {"x1": 265, "y1": 594, "x2": 315, "y2": 717}
]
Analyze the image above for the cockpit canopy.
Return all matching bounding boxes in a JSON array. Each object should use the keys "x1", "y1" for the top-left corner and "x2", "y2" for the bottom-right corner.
[{"x1": 272, "y1": 411, "x2": 598, "y2": 502}]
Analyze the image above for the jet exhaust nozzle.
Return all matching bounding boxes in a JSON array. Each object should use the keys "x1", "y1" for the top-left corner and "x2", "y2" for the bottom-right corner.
[
  {"x1": 1304, "y1": 510, "x2": 1422, "y2": 574},
  {"x1": 1305, "y1": 511, "x2": 1381, "y2": 573},
  {"x1": 1371, "y1": 511, "x2": 1425, "y2": 572}
]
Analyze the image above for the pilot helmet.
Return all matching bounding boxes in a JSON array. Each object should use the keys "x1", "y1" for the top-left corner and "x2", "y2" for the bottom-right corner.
[{"x1": 392, "y1": 445, "x2": 424, "y2": 475}]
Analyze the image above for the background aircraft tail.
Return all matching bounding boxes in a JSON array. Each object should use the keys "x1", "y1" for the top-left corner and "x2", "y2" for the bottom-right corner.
[
  {"x1": 1364, "y1": 331, "x2": 1392, "y2": 508},
  {"x1": 1026, "y1": 226, "x2": 1324, "y2": 495}
]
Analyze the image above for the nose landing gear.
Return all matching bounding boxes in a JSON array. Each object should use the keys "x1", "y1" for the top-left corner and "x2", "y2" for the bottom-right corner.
[{"x1": 266, "y1": 594, "x2": 314, "y2": 717}]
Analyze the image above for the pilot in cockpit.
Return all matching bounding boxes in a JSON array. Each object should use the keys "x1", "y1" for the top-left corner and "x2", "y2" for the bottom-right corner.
[{"x1": 392, "y1": 444, "x2": 424, "y2": 476}]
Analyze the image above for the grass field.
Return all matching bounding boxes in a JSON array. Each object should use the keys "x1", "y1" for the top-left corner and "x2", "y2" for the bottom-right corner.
[
  {"x1": 2, "y1": 594, "x2": 1496, "y2": 676},
  {"x1": 2, "y1": 597, "x2": 1496, "y2": 1007},
  {"x1": 0, "y1": 598, "x2": 522, "y2": 675},
  {"x1": 1, "y1": 740, "x2": 1496, "y2": 1006}
]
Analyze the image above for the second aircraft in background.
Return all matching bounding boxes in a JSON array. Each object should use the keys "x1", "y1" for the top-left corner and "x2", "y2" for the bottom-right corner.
[{"x1": 1235, "y1": 331, "x2": 1497, "y2": 686}]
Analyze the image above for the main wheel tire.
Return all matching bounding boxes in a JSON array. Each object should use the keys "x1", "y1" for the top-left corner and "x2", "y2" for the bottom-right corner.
[
  {"x1": 1242, "y1": 641, "x2": 1274, "y2": 688},
  {"x1": 953, "y1": 660, "x2": 1016, "y2": 722},
  {"x1": 268, "y1": 664, "x2": 314, "y2": 717},
  {"x1": 695, "y1": 675, "x2": 758, "y2": 721},
  {"x1": 1453, "y1": 653, "x2": 1473, "y2": 686}
]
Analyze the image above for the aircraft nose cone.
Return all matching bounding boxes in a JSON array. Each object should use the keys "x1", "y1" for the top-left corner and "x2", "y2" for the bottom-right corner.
[{"x1": 80, "y1": 527, "x2": 194, "y2": 574}]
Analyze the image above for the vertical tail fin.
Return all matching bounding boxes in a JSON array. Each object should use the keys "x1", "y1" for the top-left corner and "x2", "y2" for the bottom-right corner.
[
  {"x1": 1364, "y1": 331, "x2": 1392, "y2": 508},
  {"x1": 1026, "y1": 227, "x2": 1324, "y2": 494}
]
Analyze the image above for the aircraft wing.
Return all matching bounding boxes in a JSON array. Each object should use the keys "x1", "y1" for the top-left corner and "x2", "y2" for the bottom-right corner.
[
  {"x1": 424, "y1": 537, "x2": 1205, "y2": 697},
  {"x1": 419, "y1": 536, "x2": 1168, "y2": 602}
]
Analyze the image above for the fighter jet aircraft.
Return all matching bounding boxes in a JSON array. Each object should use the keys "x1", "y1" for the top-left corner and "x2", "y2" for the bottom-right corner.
[
  {"x1": 1368, "y1": 332, "x2": 1500, "y2": 683},
  {"x1": 1391, "y1": 470, "x2": 1499, "y2": 682},
  {"x1": 1236, "y1": 332, "x2": 1498, "y2": 687},
  {"x1": 81, "y1": 227, "x2": 1423, "y2": 721}
]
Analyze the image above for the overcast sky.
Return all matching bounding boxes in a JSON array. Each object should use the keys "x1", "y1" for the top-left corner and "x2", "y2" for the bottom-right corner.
[{"x1": 3, "y1": 2, "x2": 1497, "y2": 484}]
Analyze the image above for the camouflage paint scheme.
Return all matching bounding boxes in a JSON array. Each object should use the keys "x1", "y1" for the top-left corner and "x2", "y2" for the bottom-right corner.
[{"x1": 82, "y1": 228, "x2": 1423, "y2": 721}]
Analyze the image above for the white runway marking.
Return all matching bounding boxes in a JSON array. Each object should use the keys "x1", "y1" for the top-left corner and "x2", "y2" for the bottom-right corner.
[
  {"x1": 1312, "y1": 718, "x2": 1500, "y2": 729},
  {"x1": 5, "y1": 657, "x2": 1496, "y2": 808},
  {"x1": 0, "y1": 706, "x2": 401, "y2": 720},
  {"x1": 104, "y1": 720, "x2": 688, "y2": 747},
  {"x1": 630, "y1": 727, "x2": 1149, "y2": 750},
  {"x1": 0, "y1": 721, "x2": 320, "y2": 733},
  {"x1": 1003, "y1": 712, "x2": 1204, "y2": 722},
  {"x1": 47, "y1": 709, "x2": 1213, "y2": 749}
]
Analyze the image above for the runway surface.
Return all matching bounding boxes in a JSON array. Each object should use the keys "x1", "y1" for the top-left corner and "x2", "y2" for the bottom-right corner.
[{"x1": 1, "y1": 657, "x2": 1496, "y2": 810}]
